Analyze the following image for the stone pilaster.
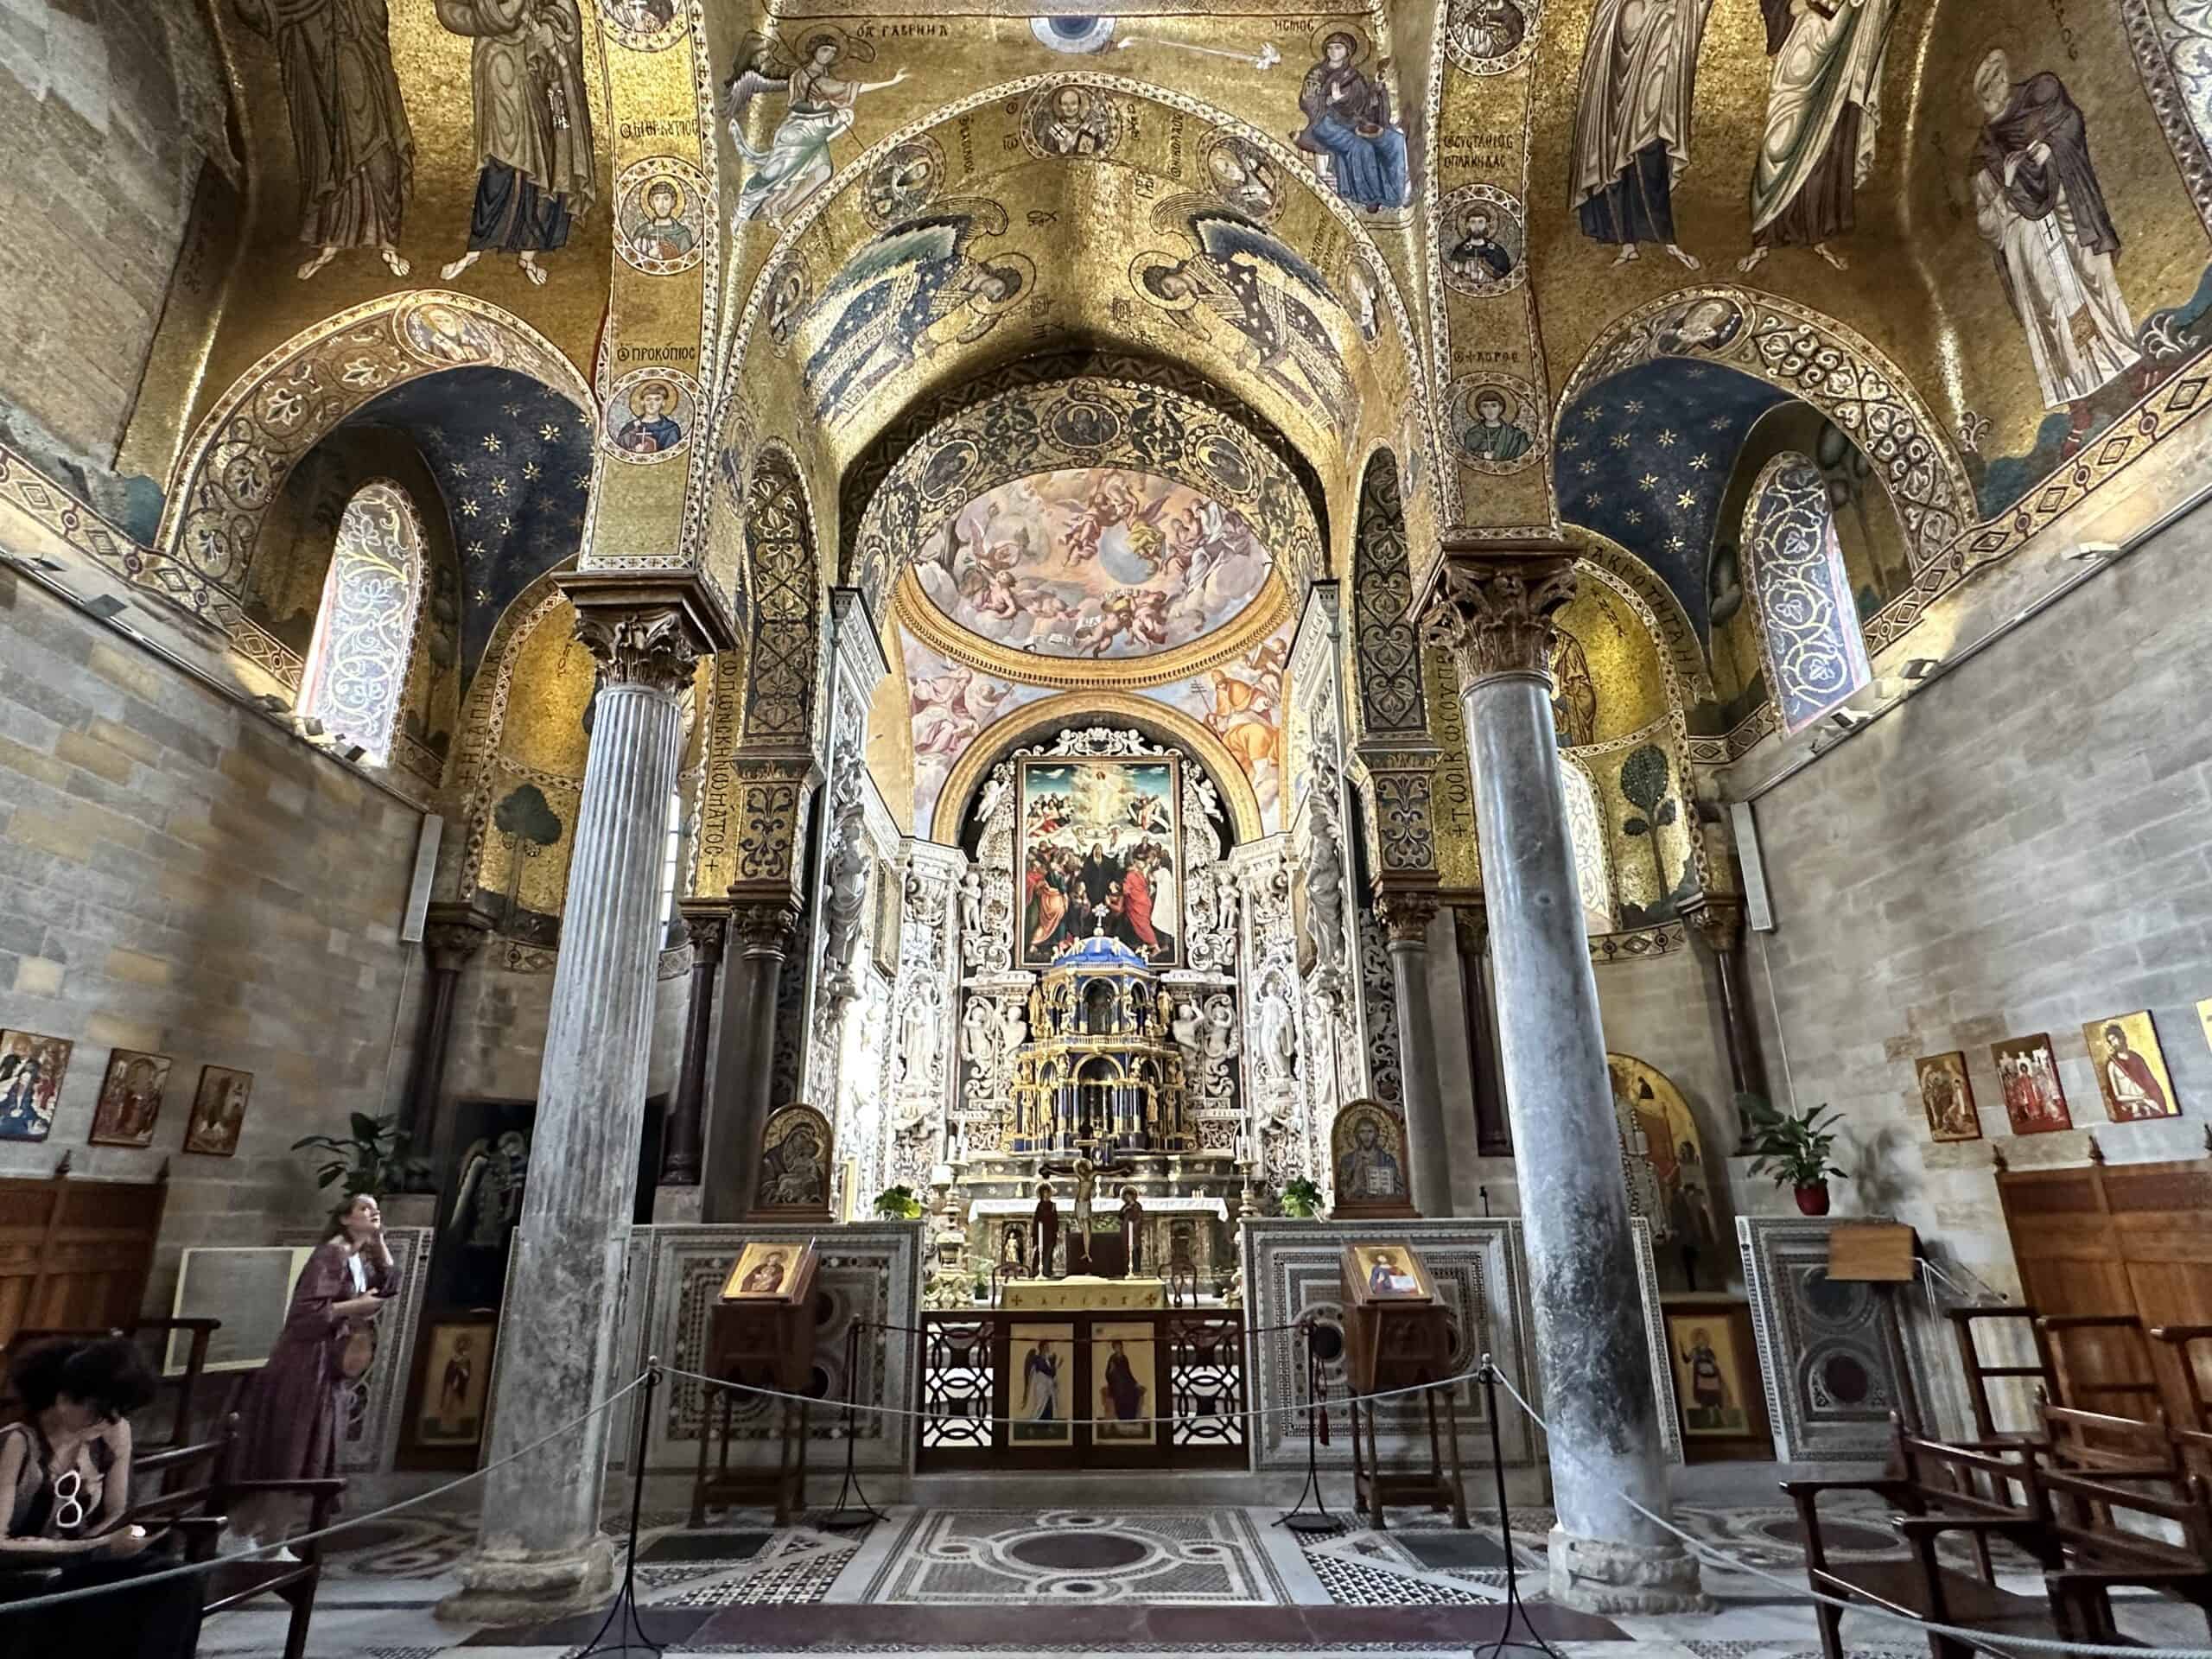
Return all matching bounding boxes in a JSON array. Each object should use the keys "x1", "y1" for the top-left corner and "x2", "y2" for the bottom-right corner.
[
  {"x1": 442, "y1": 575, "x2": 730, "y2": 1625},
  {"x1": 1417, "y1": 543, "x2": 1701, "y2": 1614},
  {"x1": 1375, "y1": 891, "x2": 1450, "y2": 1217}
]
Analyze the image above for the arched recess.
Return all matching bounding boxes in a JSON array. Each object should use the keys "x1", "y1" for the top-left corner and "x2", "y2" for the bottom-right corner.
[
  {"x1": 738, "y1": 443, "x2": 823, "y2": 750},
  {"x1": 297, "y1": 480, "x2": 427, "y2": 767},
  {"x1": 157, "y1": 292, "x2": 591, "y2": 611},
  {"x1": 930, "y1": 690, "x2": 1266, "y2": 847},
  {"x1": 1562, "y1": 755, "x2": 1615, "y2": 934},
  {"x1": 1348, "y1": 447, "x2": 1429, "y2": 741},
  {"x1": 1740, "y1": 454, "x2": 1873, "y2": 734},
  {"x1": 1556, "y1": 289, "x2": 1970, "y2": 576}
]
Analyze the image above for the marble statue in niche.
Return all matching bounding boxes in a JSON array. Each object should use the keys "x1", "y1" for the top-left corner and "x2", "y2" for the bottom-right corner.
[
  {"x1": 1568, "y1": 0, "x2": 1711, "y2": 270},
  {"x1": 238, "y1": 0, "x2": 416, "y2": 280},
  {"x1": 1738, "y1": 0, "x2": 1899, "y2": 273},
  {"x1": 435, "y1": 0, "x2": 598, "y2": 287}
]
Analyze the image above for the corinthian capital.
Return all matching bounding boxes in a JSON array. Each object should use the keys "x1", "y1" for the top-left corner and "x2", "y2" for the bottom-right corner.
[
  {"x1": 1373, "y1": 890, "x2": 1441, "y2": 946},
  {"x1": 556, "y1": 570, "x2": 735, "y2": 698},
  {"x1": 1414, "y1": 541, "x2": 1578, "y2": 690}
]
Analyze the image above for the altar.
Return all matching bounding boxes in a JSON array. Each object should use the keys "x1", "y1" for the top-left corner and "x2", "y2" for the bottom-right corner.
[
  {"x1": 968, "y1": 1193, "x2": 1232, "y2": 1288},
  {"x1": 1001, "y1": 1274, "x2": 1166, "y2": 1311}
]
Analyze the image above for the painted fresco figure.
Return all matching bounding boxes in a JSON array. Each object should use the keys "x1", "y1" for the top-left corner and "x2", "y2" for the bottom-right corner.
[
  {"x1": 1970, "y1": 50, "x2": 2142, "y2": 454},
  {"x1": 237, "y1": 0, "x2": 416, "y2": 281},
  {"x1": 727, "y1": 35, "x2": 907, "y2": 225},
  {"x1": 1294, "y1": 32, "x2": 1410, "y2": 214},
  {"x1": 435, "y1": 0, "x2": 598, "y2": 288},
  {"x1": 1738, "y1": 0, "x2": 1900, "y2": 273},
  {"x1": 1567, "y1": 0, "x2": 1711, "y2": 269}
]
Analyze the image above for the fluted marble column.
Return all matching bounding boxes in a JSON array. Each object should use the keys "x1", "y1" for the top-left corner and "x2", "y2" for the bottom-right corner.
[
  {"x1": 1376, "y1": 892, "x2": 1450, "y2": 1216},
  {"x1": 1419, "y1": 545, "x2": 1701, "y2": 1614},
  {"x1": 442, "y1": 579, "x2": 727, "y2": 1624},
  {"x1": 702, "y1": 899, "x2": 798, "y2": 1222}
]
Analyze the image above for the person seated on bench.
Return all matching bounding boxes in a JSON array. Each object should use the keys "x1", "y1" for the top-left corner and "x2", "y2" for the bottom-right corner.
[{"x1": 0, "y1": 1335, "x2": 205, "y2": 1659}]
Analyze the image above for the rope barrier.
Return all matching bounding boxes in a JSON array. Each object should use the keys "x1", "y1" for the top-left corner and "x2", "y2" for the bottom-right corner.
[
  {"x1": 0, "y1": 1370, "x2": 652, "y2": 1615},
  {"x1": 662, "y1": 1355, "x2": 1480, "y2": 1432},
  {"x1": 1485, "y1": 1367, "x2": 2212, "y2": 1659}
]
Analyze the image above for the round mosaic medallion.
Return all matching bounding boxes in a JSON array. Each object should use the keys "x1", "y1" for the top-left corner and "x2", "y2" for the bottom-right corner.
[{"x1": 1007, "y1": 1530, "x2": 1151, "y2": 1571}]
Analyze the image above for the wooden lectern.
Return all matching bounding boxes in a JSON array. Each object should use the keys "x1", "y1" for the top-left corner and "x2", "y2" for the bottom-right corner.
[
  {"x1": 1340, "y1": 1241, "x2": 1467, "y2": 1529},
  {"x1": 694, "y1": 1238, "x2": 819, "y2": 1524}
]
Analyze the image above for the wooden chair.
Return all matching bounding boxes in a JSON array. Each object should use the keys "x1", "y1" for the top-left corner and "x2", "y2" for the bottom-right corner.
[
  {"x1": 2151, "y1": 1325, "x2": 2212, "y2": 1434},
  {"x1": 2035, "y1": 1464, "x2": 2212, "y2": 1642},
  {"x1": 2036, "y1": 1314, "x2": 2164, "y2": 1422},
  {"x1": 1783, "y1": 1415, "x2": 2064, "y2": 1659},
  {"x1": 3, "y1": 1318, "x2": 224, "y2": 1451},
  {"x1": 126, "y1": 1415, "x2": 346, "y2": 1659},
  {"x1": 1945, "y1": 1306, "x2": 2056, "y2": 1443}
]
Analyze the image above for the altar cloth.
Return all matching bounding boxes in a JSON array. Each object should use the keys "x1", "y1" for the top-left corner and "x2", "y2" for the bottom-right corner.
[{"x1": 1001, "y1": 1274, "x2": 1166, "y2": 1311}]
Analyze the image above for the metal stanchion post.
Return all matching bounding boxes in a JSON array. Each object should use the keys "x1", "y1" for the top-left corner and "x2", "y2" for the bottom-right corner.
[
  {"x1": 816, "y1": 1320, "x2": 889, "y2": 1529},
  {"x1": 1472, "y1": 1353, "x2": 1559, "y2": 1659},
  {"x1": 1275, "y1": 1317, "x2": 1340, "y2": 1535},
  {"x1": 578, "y1": 1357, "x2": 664, "y2": 1659}
]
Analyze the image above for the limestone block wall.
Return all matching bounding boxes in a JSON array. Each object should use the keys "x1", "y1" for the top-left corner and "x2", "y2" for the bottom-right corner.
[
  {"x1": 0, "y1": 571, "x2": 425, "y2": 1307},
  {"x1": 1742, "y1": 506, "x2": 2212, "y2": 1295},
  {"x1": 0, "y1": 0, "x2": 230, "y2": 510}
]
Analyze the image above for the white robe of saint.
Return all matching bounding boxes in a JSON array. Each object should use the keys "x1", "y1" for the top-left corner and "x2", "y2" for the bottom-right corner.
[
  {"x1": 1974, "y1": 168, "x2": 2139, "y2": 409},
  {"x1": 1749, "y1": 0, "x2": 1896, "y2": 238},
  {"x1": 1569, "y1": 0, "x2": 1712, "y2": 217}
]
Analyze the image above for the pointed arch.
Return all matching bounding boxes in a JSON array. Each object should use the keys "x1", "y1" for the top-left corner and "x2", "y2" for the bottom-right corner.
[
  {"x1": 1741, "y1": 453, "x2": 1872, "y2": 734},
  {"x1": 296, "y1": 479, "x2": 427, "y2": 767}
]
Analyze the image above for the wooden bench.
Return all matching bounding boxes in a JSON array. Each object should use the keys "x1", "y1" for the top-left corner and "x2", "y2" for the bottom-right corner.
[
  {"x1": 126, "y1": 1416, "x2": 346, "y2": 1659},
  {"x1": 1784, "y1": 1416, "x2": 2064, "y2": 1659},
  {"x1": 2037, "y1": 1464, "x2": 2212, "y2": 1642}
]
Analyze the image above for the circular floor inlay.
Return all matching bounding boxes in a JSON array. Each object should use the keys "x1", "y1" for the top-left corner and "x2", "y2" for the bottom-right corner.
[{"x1": 1008, "y1": 1531, "x2": 1149, "y2": 1571}]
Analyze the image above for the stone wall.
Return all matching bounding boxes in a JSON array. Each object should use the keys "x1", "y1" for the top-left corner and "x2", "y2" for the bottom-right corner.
[
  {"x1": 0, "y1": 569, "x2": 424, "y2": 1306},
  {"x1": 1742, "y1": 505, "x2": 2212, "y2": 1294},
  {"x1": 0, "y1": 0, "x2": 230, "y2": 513}
]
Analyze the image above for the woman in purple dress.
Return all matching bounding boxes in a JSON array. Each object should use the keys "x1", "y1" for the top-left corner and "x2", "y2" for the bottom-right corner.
[{"x1": 220, "y1": 1193, "x2": 393, "y2": 1555}]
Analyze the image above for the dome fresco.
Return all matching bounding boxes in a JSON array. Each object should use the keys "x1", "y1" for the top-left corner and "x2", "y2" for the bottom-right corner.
[{"x1": 912, "y1": 467, "x2": 1273, "y2": 662}]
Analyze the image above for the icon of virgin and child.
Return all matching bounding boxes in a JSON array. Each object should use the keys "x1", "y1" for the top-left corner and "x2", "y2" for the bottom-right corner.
[{"x1": 1020, "y1": 761, "x2": 1181, "y2": 967}]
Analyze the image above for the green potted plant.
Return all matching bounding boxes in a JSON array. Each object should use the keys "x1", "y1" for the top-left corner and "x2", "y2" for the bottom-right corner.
[
  {"x1": 1279, "y1": 1177, "x2": 1324, "y2": 1219},
  {"x1": 1743, "y1": 1098, "x2": 1850, "y2": 1216},
  {"x1": 873, "y1": 1184, "x2": 925, "y2": 1220},
  {"x1": 291, "y1": 1112, "x2": 430, "y2": 1199}
]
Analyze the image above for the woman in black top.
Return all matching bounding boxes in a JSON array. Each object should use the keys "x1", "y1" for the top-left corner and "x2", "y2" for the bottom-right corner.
[{"x1": 0, "y1": 1336, "x2": 204, "y2": 1657}]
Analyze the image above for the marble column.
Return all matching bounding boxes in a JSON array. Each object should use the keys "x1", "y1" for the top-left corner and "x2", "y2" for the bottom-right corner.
[
  {"x1": 442, "y1": 578, "x2": 728, "y2": 1624},
  {"x1": 660, "y1": 901, "x2": 729, "y2": 1186},
  {"x1": 701, "y1": 899, "x2": 798, "y2": 1223},
  {"x1": 1419, "y1": 545, "x2": 1701, "y2": 1614},
  {"x1": 1682, "y1": 896, "x2": 1768, "y2": 1154},
  {"x1": 1376, "y1": 892, "x2": 1451, "y2": 1216},
  {"x1": 404, "y1": 902, "x2": 492, "y2": 1177},
  {"x1": 1454, "y1": 906, "x2": 1513, "y2": 1157}
]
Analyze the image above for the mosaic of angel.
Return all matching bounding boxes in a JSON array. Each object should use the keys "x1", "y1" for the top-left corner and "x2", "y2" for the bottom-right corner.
[
  {"x1": 1738, "y1": 0, "x2": 1900, "y2": 273},
  {"x1": 725, "y1": 32, "x2": 907, "y2": 225},
  {"x1": 802, "y1": 206, "x2": 1033, "y2": 424},
  {"x1": 914, "y1": 469, "x2": 1271, "y2": 660},
  {"x1": 1132, "y1": 212, "x2": 1353, "y2": 416}
]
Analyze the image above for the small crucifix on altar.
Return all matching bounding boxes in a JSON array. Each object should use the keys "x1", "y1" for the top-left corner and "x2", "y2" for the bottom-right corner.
[{"x1": 1039, "y1": 1151, "x2": 1135, "y2": 1275}]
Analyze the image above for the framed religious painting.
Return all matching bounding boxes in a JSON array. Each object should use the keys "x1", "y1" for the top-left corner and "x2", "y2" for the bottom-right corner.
[
  {"x1": 0, "y1": 1029, "x2": 73, "y2": 1142},
  {"x1": 1090, "y1": 1320, "x2": 1160, "y2": 1448},
  {"x1": 90, "y1": 1049, "x2": 172, "y2": 1148},
  {"x1": 182, "y1": 1065, "x2": 252, "y2": 1156},
  {"x1": 410, "y1": 1319, "x2": 497, "y2": 1451},
  {"x1": 1329, "y1": 1100, "x2": 1416, "y2": 1217},
  {"x1": 719, "y1": 1237, "x2": 817, "y2": 1303},
  {"x1": 1991, "y1": 1035, "x2": 2071, "y2": 1135},
  {"x1": 1007, "y1": 1323, "x2": 1075, "y2": 1446},
  {"x1": 2081, "y1": 1012, "x2": 2182, "y2": 1123},
  {"x1": 1914, "y1": 1052, "x2": 1980, "y2": 1142},
  {"x1": 1016, "y1": 755, "x2": 1182, "y2": 969},
  {"x1": 748, "y1": 1103, "x2": 835, "y2": 1220},
  {"x1": 1661, "y1": 1296, "x2": 1770, "y2": 1462},
  {"x1": 1344, "y1": 1241, "x2": 1433, "y2": 1301},
  {"x1": 2199, "y1": 997, "x2": 2212, "y2": 1055}
]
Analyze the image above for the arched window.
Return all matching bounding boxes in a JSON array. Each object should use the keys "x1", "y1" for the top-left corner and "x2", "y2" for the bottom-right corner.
[
  {"x1": 1560, "y1": 756, "x2": 1614, "y2": 934},
  {"x1": 297, "y1": 480, "x2": 426, "y2": 766},
  {"x1": 1741, "y1": 454, "x2": 1872, "y2": 734}
]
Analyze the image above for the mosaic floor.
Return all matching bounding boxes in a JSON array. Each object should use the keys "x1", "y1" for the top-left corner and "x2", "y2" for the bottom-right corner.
[{"x1": 135, "y1": 1496, "x2": 2212, "y2": 1656}]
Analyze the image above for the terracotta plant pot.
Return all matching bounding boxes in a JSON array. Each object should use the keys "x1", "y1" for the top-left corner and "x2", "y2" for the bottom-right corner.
[{"x1": 1794, "y1": 1182, "x2": 1832, "y2": 1217}]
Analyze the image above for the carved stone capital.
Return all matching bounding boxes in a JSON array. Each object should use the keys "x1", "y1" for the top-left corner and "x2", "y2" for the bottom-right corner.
[
  {"x1": 1681, "y1": 895, "x2": 1743, "y2": 955},
  {"x1": 556, "y1": 570, "x2": 734, "y2": 698},
  {"x1": 1374, "y1": 891, "x2": 1442, "y2": 946},
  {"x1": 677, "y1": 900, "x2": 731, "y2": 965},
  {"x1": 730, "y1": 899, "x2": 801, "y2": 957},
  {"x1": 422, "y1": 902, "x2": 497, "y2": 975},
  {"x1": 1452, "y1": 903, "x2": 1490, "y2": 959},
  {"x1": 1414, "y1": 543, "x2": 1579, "y2": 692}
]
